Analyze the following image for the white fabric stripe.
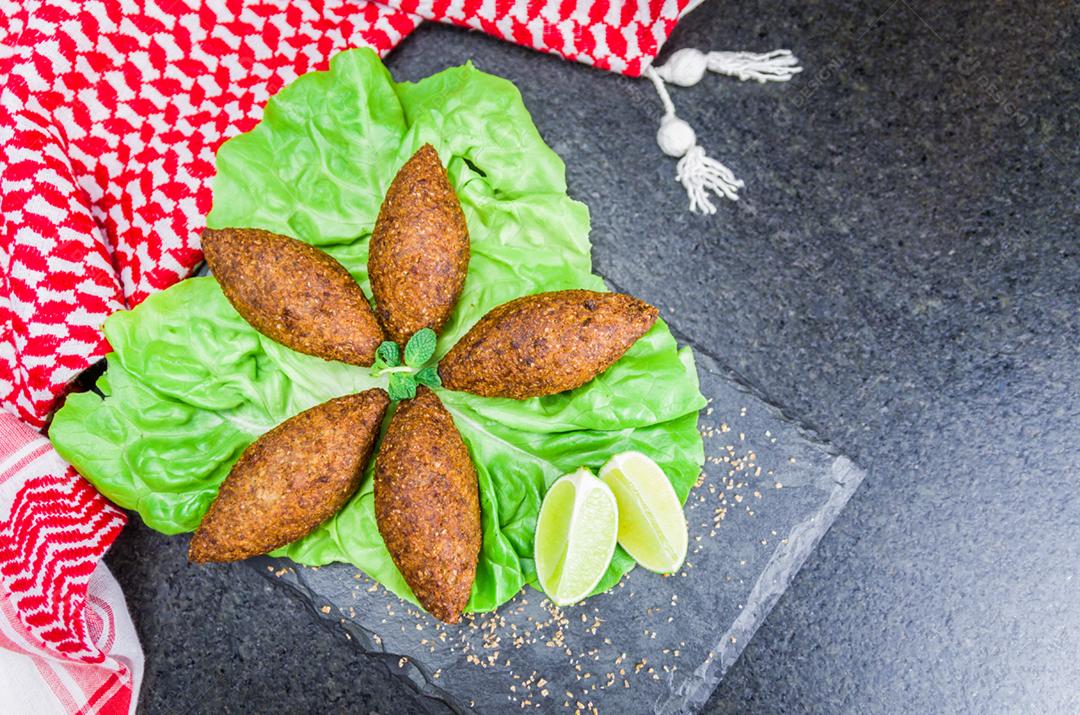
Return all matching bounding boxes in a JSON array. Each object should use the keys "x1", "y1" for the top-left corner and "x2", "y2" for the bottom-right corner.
[
  {"x1": 90, "y1": 562, "x2": 142, "y2": 715},
  {"x1": 40, "y1": 658, "x2": 87, "y2": 712},
  {"x1": 0, "y1": 438, "x2": 49, "y2": 480},
  {"x1": 86, "y1": 594, "x2": 116, "y2": 653},
  {"x1": 0, "y1": 647, "x2": 67, "y2": 714}
]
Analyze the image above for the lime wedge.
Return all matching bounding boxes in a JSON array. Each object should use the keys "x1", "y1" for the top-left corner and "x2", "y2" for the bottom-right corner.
[
  {"x1": 599, "y1": 452, "x2": 688, "y2": 574},
  {"x1": 534, "y1": 468, "x2": 619, "y2": 606}
]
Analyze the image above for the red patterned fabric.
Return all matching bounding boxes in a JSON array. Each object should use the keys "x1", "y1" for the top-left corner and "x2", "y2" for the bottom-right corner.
[
  {"x1": 381, "y1": 0, "x2": 689, "y2": 76},
  {"x1": 0, "y1": 412, "x2": 142, "y2": 714},
  {"x1": 0, "y1": 0, "x2": 421, "y2": 428},
  {"x1": 0, "y1": 0, "x2": 689, "y2": 429}
]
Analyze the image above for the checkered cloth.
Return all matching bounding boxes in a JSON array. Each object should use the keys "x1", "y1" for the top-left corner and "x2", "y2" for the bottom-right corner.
[
  {"x1": 0, "y1": 413, "x2": 141, "y2": 714},
  {"x1": 0, "y1": 0, "x2": 689, "y2": 428}
]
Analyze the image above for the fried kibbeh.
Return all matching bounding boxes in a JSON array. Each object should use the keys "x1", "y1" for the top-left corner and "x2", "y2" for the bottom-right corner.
[
  {"x1": 202, "y1": 227, "x2": 384, "y2": 366},
  {"x1": 439, "y1": 290, "x2": 658, "y2": 399},
  {"x1": 374, "y1": 386, "x2": 480, "y2": 623},
  {"x1": 189, "y1": 389, "x2": 389, "y2": 563},
  {"x1": 368, "y1": 144, "x2": 470, "y2": 346}
]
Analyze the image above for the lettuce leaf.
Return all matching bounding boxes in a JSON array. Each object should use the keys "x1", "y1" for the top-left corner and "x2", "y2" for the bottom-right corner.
[{"x1": 50, "y1": 49, "x2": 706, "y2": 612}]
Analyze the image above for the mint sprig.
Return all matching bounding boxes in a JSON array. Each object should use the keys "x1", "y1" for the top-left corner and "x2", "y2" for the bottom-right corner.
[
  {"x1": 376, "y1": 341, "x2": 399, "y2": 368},
  {"x1": 371, "y1": 328, "x2": 440, "y2": 400},
  {"x1": 388, "y1": 372, "x2": 417, "y2": 401},
  {"x1": 404, "y1": 327, "x2": 437, "y2": 367},
  {"x1": 415, "y1": 366, "x2": 441, "y2": 388}
]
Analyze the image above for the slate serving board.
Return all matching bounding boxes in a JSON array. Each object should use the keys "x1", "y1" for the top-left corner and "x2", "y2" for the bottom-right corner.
[{"x1": 250, "y1": 344, "x2": 864, "y2": 714}]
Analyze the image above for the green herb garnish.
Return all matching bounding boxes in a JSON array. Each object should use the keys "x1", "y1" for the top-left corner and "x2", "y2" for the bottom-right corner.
[
  {"x1": 375, "y1": 341, "x2": 399, "y2": 368},
  {"x1": 404, "y1": 327, "x2": 436, "y2": 367},
  {"x1": 372, "y1": 328, "x2": 439, "y2": 400},
  {"x1": 415, "y1": 365, "x2": 441, "y2": 388},
  {"x1": 387, "y1": 372, "x2": 418, "y2": 401}
]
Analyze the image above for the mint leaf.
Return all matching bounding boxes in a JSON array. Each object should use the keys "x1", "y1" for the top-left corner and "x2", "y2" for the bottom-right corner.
[
  {"x1": 415, "y1": 366, "x2": 441, "y2": 388},
  {"x1": 377, "y1": 341, "x2": 401, "y2": 368},
  {"x1": 404, "y1": 328, "x2": 436, "y2": 368},
  {"x1": 388, "y1": 373, "x2": 417, "y2": 401}
]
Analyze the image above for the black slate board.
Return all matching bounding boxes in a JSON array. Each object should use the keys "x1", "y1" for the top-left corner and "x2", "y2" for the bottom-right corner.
[{"x1": 251, "y1": 347, "x2": 863, "y2": 713}]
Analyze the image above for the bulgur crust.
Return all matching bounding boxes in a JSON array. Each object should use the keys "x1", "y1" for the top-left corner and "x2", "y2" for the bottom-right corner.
[
  {"x1": 189, "y1": 389, "x2": 389, "y2": 563},
  {"x1": 202, "y1": 227, "x2": 384, "y2": 366},
  {"x1": 438, "y1": 290, "x2": 658, "y2": 399},
  {"x1": 368, "y1": 144, "x2": 470, "y2": 346},
  {"x1": 374, "y1": 386, "x2": 481, "y2": 623}
]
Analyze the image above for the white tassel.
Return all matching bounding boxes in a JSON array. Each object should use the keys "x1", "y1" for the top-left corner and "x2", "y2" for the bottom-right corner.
[
  {"x1": 677, "y1": 146, "x2": 744, "y2": 215},
  {"x1": 656, "y1": 48, "x2": 802, "y2": 86},
  {"x1": 655, "y1": 48, "x2": 709, "y2": 87},
  {"x1": 646, "y1": 47, "x2": 801, "y2": 215},
  {"x1": 706, "y1": 50, "x2": 803, "y2": 83},
  {"x1": 646, "y1": 66, "x2": 745, "y2": 215}
]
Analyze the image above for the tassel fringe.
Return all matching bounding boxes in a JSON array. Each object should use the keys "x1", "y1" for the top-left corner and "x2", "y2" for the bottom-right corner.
[
  {"x1": 646, "y1": 47, "x2": 802, "y2": 215},
  {"x1": 676, "y1": 146, "x2": 745, "y2": 215},
  {"x1": 706, "y1": 50, "x2": 803, "y2": 83}
]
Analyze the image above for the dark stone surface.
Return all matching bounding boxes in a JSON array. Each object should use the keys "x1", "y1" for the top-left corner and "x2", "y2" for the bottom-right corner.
[
  {"x1": 106, "y1": 1, "x2": 1080, "y2": 712},
  {"x1": 257, "y1": 354, "x2": 864, "y2": 714}
]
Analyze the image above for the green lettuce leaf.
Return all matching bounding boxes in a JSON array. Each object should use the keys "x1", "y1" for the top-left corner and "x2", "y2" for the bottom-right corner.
[{"x1": 49, "y1": 48, "x2": 706, "y2": 612}]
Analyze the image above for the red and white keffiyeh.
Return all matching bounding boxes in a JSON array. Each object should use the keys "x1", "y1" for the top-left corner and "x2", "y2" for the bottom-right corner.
[
  {"x1": 0, "y1": 1, "x2": 697, "y2": 711},
  {"x1": 0, "y1": 412, "x2": 141, "y2": 715},
  {"x1": 0, "y1": 0, "x2": 692, "y2": 429}
]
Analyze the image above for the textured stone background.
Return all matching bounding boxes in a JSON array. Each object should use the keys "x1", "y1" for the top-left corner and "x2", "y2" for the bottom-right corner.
[{"x1": 106, "y1": 1, "x2": 1080, "y2": 712}]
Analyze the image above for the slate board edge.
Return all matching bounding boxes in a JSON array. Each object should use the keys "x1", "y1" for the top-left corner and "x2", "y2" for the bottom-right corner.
[
  {"x1": 250, "y1": 337, "x2": 867, "y2": 714},
  {"x1": 663, "y1": 454, "x2": 864, "y2": 714}
]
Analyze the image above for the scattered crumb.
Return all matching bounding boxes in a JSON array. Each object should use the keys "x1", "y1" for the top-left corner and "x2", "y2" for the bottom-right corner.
[{"x1": 294, "y1": 404, "x2": 801, "y2": 707}]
